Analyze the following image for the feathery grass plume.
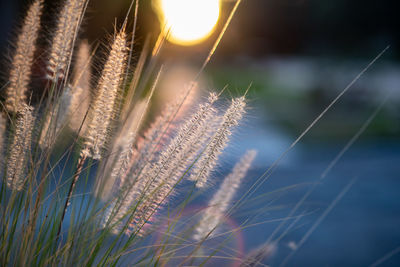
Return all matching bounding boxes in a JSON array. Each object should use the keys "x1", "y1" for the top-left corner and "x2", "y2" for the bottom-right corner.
[
  {"x1": 39, "y1": 41, "x2": 91, "y2": 147},
  {"x1": 98, "y1": 100, "x2": 148, "y2": 201},
  {"x1": 5, "y1": 0, "x2": 43, "y2": 113},
  {"x1": 193, "y1": 150, "x2": 257, "y2": 241},
  {"x1": 104, "y1": 92, "x2": 216, "y2": 235},
  {"x1": 178, "y1": 114, "x2": 221, "y2": 175},
  {"x1": 100, "y1": 70, "x2": 163, "y2": 200},
  {"x1": 57, "y1": 31, "x2": 128, "y2": 239},
  {"x1": 174, "y1": 81, "x2": 200, "y2": 121},
  {"x1": 125, "y1": 83, "x2": 199, "y2": 179},
  {"x1": 82, "y1": 30, "x2": 128, "y2": 159},
  {"x1": 119, "y1": 114, "x2": 169, "y2": 194},
  {"x1": 68, "y1": 40, "x2": 92, "y2": 133},
  {"x1": 6, "y1": 105, "x2": 34, "y2": 191},
  {"x1": 38, "y1": 89, "x2": 72, "y2": 148},
  {"x1": 47, "y1": 0, "x2": 86, "y2": 80},
  {"x1": 0, "y1": 114, "x2": 5, "y2": 174},
  {"x1": 189, "y1": 96, "x2": 247, "y2": 187},
  {"x1": 126, "y1": 93, "x2": 219, "y2": 234},
  {"x1": 38, "y1": 108, "x2": 56, "y2": 148}
]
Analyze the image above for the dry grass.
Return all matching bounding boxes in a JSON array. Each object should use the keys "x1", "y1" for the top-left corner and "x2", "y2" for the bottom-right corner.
[{"x1": 0, "y1": 0, "x2": 256, "y2": 266}]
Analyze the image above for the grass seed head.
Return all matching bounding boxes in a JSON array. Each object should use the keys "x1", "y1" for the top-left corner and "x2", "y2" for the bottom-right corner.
[
  {"x1": 194, "y1": 150, "x2": 257, "y2": 241},
  {"x1": 82, "y1": 30, "x2": 128, "y2": 160},
  {"x1": 47, "y1": 0, "x2": 86, "y2": 80},
  {"x1": 189, "y1": 96, "x2": 247, "y2": 187},
  {"x1": 5, "y1": 0, "x2": 43, "y2": 113},
  {"x1": 7, "y1": 104, "x2": 35, "y2": 191}
]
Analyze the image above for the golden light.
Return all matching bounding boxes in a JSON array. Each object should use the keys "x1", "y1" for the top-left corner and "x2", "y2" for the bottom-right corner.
[{"x1": 155, "y1": 0, "x2": 221, "y2": 46}]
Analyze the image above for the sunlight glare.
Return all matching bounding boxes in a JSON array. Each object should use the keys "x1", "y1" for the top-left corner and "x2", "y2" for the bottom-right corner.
[{"x1": 156, "y1": 0, "x2": 221, "y2": 46}]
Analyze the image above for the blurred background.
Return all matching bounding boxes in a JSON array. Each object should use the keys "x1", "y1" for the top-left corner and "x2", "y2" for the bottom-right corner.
[{"x1": 1, "y1": 0, "x2": 399, "y2": 266}]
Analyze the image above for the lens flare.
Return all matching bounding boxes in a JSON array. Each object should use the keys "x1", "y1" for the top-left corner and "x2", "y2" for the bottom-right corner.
[{"x1": 155, "y1": 0, "x2": 220, "y2": 46}]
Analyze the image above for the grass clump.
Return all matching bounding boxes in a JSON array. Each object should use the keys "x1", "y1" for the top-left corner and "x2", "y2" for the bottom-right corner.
[{"x1": 0, "y1": 0, "x2": 257, "y2": 266}]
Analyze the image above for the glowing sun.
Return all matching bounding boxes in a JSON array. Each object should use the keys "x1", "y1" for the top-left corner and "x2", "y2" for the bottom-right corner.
[{"x1": 155, "y1": 0, "x2": 221, "y2": 46}]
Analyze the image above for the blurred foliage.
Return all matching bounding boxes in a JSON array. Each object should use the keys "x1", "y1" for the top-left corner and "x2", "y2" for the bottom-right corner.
[{"x1": 207, "y1": 64, "x2": 400, "y2": 140}]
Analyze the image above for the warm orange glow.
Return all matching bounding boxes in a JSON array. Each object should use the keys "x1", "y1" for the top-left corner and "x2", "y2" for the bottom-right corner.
[{"x1": 155, "y1": 0, "x2": 220, "y2": 46}]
